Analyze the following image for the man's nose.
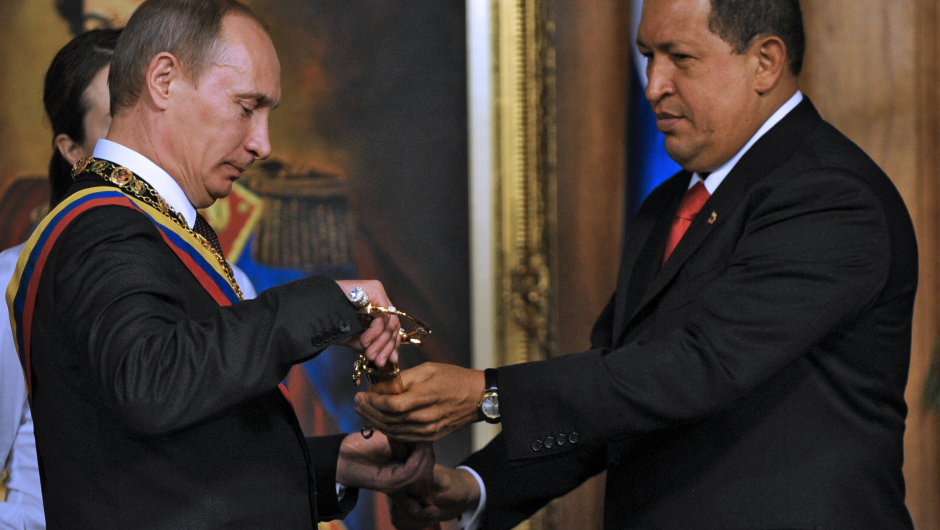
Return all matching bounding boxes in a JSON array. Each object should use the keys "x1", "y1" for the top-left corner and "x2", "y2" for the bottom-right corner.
[
  {"x1": 644, "y1": 57, "x2": 675, "y2": 103},
  {"x1": 246, "y1": 117, "x2": 272, "y2": 160}
]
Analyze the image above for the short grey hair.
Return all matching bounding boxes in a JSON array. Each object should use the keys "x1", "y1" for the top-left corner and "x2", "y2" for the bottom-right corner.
[{"x1": 109, "y1": 0, "x2": 264, "y2": 113}]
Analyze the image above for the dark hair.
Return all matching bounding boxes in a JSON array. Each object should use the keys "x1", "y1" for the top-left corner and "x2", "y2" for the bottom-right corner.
[
  {"x1": 44, "y1": 28, "x2": 121, "y2": 207},
  {"x1": 109, "y1": 0, "x2": 262, "y2": 113},
  {"x1": 708, "y1": 0, "x2": 805, "y2": 76}
]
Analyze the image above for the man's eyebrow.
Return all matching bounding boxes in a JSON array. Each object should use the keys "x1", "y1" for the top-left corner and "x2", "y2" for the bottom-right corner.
[
  {"x1": 243, "y1": 93, "x2": 279, "y2": 109},
  {"x1": 639, "y1": 39, "x2": 698, "y2": 60},
  {"x1": 637, "y1": 38, "x2": 679, "y2": 52}
]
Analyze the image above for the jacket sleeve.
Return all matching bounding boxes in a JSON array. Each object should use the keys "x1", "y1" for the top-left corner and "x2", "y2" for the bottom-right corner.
[
  {"x1": 495, "y1": 167, "x2": 897, "y2": 461},
  {"x1": 51, "y1": 205, "x2": 364, "y2": 434},
  {"x1": 306, "y1": 433, "x2": 360, "y2": 522},
  {"x1": 459, "y1": 433, "x2": 607, "y2": 530}
]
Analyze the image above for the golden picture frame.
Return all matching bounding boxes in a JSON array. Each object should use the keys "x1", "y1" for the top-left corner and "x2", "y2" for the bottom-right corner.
[{"x1": 468, "y1": 0, "x2": 558, "y2": 526}]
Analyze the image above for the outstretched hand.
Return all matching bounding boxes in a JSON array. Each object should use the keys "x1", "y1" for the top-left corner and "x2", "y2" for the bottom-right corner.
[
  {"x1": 355, "y1": 362, "x2": 485, "y2": 443},
  {"x1": 336, "y1": 431, "x2": 434, "y2": 493},
  {"x1": 336, "y1": 279, "x2": 401, "y2": 367},
  {"x1": 389, "y1": 464, "x2": 482, "y2": 530}
]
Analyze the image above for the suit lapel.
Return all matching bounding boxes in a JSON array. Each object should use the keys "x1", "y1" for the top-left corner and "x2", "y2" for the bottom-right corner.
[
  {"x1": 615, "y1": 98, "x2": 824, "y2": 343},
  {"x1": 612, "y1": 174, "x2": 688, "y2": 334}
]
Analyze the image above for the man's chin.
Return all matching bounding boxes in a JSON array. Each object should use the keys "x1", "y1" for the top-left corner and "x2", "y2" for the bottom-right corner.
[
  {"x1": 207, "y1": 180, "x2": 236, "y2": 202},
  {"x1": 210, "y1": 185, "x2": 234, "y2": 200},
  {"x1": 662, "y1": 139, "x2": 691, "y2": 169}
]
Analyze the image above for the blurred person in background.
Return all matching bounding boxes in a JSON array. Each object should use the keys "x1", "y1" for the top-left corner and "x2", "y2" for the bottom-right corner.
[{"x1": 0, "y1": 27, "x2": 122, "y2": 530}]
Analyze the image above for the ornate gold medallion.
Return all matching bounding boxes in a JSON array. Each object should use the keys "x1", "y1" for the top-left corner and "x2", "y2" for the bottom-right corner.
[{"x1": 111, "y1": 167, "x2": 133, "y2": 186}]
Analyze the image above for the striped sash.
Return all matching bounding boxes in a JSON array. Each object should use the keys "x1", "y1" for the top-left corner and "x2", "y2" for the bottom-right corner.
[{"x1": 6, "y1": 186, "x2": 240, "y2": 394}]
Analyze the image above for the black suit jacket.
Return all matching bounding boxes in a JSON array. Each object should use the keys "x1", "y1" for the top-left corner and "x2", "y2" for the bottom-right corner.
[
  {"x1": 464, "y1": 98, "x2": 917, "y2": 529},
  {"x1": 28, "y1": 174, "x2": 364, "y2": 528}
]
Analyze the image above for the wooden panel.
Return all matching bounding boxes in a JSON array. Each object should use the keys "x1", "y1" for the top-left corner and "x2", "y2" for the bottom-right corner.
[
  {"x1": 801, "y1": 1, "x2": 940, "y2": 527},
  {"x1": 547, "y1": 0, "x2": 629, "y2": 528}
]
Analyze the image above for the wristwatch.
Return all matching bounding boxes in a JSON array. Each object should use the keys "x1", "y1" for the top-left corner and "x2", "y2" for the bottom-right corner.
[{"x1": 479, "y1": 368, "x2": 500, "y2": 424}]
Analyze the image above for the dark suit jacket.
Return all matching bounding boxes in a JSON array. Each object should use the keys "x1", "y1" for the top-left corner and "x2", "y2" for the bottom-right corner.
[
  {"x1": 29, "y1": 174, "x2": 364, "y2": 528},
  {"x1": 464, "y1": 98, "x2": 917, "y2": 529}
]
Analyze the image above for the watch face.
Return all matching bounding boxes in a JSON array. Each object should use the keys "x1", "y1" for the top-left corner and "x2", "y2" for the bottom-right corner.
[{"x1": 481, "y1": 395, "x2": 499, "y2": 418}]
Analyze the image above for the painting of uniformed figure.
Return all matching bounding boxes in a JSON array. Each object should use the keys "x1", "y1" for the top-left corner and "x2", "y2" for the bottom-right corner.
[{"x1": 0, "y1": 2, "x2": 468, "y2": 529}]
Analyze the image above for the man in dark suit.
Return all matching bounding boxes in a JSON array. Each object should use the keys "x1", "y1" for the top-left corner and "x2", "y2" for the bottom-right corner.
[
  {"x1": 356, "y1": 0, "x2": 918, "y2": 528},
  {"x1": 8, "y1": 0, "x2": 432, "y2": 527}
]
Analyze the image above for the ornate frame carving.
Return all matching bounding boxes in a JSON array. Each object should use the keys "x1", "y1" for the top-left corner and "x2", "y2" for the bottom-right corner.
[
  {"x1": 469, "y1": 0, "x2": 556, "y2": 385},
  {"x1": 469, "y1": 0, "x2": 557, "y2": 526}
]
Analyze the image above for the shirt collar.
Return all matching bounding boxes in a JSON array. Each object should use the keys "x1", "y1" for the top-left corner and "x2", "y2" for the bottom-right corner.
[
  {"x1": 691, "y1": 91, "x2": 804, "y2": 192},
  {"x1": 92, "y1": 139, "x2": 197, "y2": 228}
]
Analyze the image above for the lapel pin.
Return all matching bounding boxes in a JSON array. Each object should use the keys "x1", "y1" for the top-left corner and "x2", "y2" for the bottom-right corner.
[{"x1": 708, "y1": 212, "x2": 717, "y2": 224}]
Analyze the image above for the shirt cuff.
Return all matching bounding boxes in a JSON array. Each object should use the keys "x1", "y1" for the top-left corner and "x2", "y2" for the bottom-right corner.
[{"x1": 456, "y1": 465, "x2": 486, "y2": 530}]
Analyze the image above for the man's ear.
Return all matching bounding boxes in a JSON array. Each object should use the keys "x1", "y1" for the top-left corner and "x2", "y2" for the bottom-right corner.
[
  {"x1": 146, "y1": 52, "x2": 184, "y2": 111},
  {"x1": 752, "y1": 35, "x2": 789, "y2": 94},
  {"x1": 55, "y1": 133, "x2": 85, "y2": 166}
]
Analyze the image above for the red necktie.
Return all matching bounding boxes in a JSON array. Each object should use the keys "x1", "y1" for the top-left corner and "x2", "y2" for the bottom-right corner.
[{"x1": 663, "y1": 181, "x2": 710, "y2": 264}]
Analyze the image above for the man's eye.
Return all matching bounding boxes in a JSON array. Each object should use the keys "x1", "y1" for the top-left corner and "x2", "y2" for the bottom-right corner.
[{"x1": 241, "y1": 105, "x2": 254, "y2": 116}]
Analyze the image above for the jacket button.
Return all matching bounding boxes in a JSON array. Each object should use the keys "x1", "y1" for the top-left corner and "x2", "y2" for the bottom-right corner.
[
  {"x1": 556, "y1": 433, "x2": 566, "y2": 446},
  {"x1": 569, "y1": 431, "x2": 580, "y2": 444},
  {"x1": 544, "y1": 436, "x2": 554, "y2": 449},
  {"x1": 339, "y1": 320, "x2": 351, "y2": 332},
  {"x1": 311, "y1": 334, "x2": 323, "y2": 346},
  {"x1": 530, "y1": 440, "x2": 542, "y2": 452}
]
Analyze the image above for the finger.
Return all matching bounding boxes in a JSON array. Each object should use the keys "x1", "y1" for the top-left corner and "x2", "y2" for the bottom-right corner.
[
  {"x1": 392, "y1": 443, "x2": 435, "y2": 489},
  {"x1": 355, "y1": 394, "x2": 447, "y2": 435},
  {"x1": 391, "y1": 330, "x2": 401, "y2": 365},
  {"x1": 385, "y1": 314, "x2": 401, "y2": 365},
  {"x1": 358, "y1": 317, "x2": 386, "y2": 348},
  {"x1": 397, "y1": 362, "x2": 434, "y2": 388},
  {"x1": 413, "y1": 443, "x2": 436, "y2": 479},
  {"x1": 353, "y1": 407, "x2": 391, "y2": 434},
  {"x1": 365, "y1": 281, "x2": 392, "y2": 307},
  {"x1": 355, "y1": 402, "x2": 421, "y2": 438},
  {"x1": 374, "y1": 333, "x2": 397, "y2": 368},
  {"x1": 374, "y1": 313, "x2": 400, "y2": 364},
  {"x1": 355, "y1": 410, "x2": 433, "y2": 441},
  {"x1": 363, "y1": 331, "x2": 396, "y2": 367},
  {"x1": 357, "y1": 391, "x2": 418, "y2": 417},
  {"x1": 358, "y1": 414, "x2": 447, "y2": 443},
  {"x1": 356, "y1": 396, "x2": 451, "y2": 438},
  {"x1": 360, "y1": 331, "x2": 393, "y2": 363}
]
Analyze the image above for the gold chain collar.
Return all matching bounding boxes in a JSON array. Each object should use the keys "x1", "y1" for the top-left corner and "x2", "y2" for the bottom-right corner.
[{"x1": 72, "y1": 156, "x2": 244, "y2": 301}]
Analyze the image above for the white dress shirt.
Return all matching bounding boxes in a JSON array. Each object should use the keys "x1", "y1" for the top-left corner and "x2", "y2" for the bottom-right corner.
[{"x1": 0, "y1": 243, "x2": 45, "y2": 529}]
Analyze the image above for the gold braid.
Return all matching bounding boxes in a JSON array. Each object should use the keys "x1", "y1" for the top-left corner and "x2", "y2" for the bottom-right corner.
[{"x1": 72, "y1": 156, "x2": 244, "y2": 301}]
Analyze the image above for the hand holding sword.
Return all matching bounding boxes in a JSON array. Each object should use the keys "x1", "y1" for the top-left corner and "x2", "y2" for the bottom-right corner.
[{"x1": 347, "y1": 287, "x2": 442, "y2": 529}]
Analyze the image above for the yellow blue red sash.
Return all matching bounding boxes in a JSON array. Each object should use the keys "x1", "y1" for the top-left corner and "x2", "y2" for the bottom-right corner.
[{"x1": 6, "y1": 186, "x2": 240, "y2": 393}]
